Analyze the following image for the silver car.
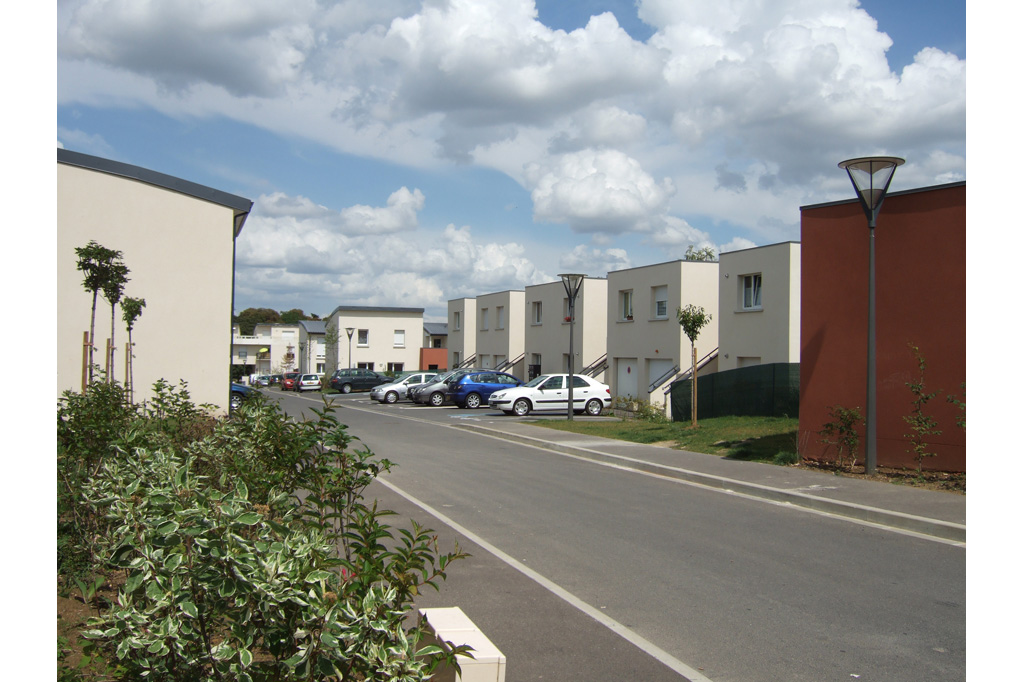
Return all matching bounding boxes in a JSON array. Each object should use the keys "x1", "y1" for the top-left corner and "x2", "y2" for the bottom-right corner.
[{"x1": 370, "y1": 372, "x2": 438, "y2": 404}]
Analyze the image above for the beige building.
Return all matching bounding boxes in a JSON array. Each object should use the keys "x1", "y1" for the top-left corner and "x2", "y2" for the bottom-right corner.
[
  {"x1": 475, "y1": 290, "x2": 526, "y2": 380},
  {"x1": 606, "y1": 260, "x2": 719, "y2": 407},
  {"x1": 58, "y1": 149, "x2": 251, "y2": 411},
  {"x1": 447, "y1": 298, "x2": 477, "y2": 369},
  {"x1": 717, "y1": 242, "x2": 801, "y2": 371},
  {"x1": 524, "y1": 278, "x2": 608, "y2": 381},
  {"x1": 297, "y1": 320, "x2": 328, "y2": 375},
  {"x1": 324, "y1": 306, "x2": 424, "y2": 374}
]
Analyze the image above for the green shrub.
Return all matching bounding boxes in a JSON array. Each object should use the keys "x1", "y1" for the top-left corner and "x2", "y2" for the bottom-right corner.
[
  {"x1": 818, "y1": 405, "x2": 863, "y2": 471},
  {"x1": 612, "y1": 396, "x2": 668, "y2": 423},
  {"x1": 772, "y1": 450, "x2": 799, "y2": 465},
  {"x1": 62, "y1": 383, "x2": 469, "y2": 681}
]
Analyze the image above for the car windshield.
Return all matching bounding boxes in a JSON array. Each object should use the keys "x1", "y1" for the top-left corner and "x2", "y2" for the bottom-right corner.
[{"x1": 523, "y1": 375, "x2": 550, "y2": 388}]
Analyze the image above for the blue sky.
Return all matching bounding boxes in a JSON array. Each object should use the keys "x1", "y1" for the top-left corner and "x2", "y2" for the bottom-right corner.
[{"x1": 56, "y1": 0, "x2": 966, "y2": 322}]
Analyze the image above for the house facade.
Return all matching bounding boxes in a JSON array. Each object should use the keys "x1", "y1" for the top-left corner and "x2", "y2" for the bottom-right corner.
[
  {"x1": 799, "y1": 182, "x2": 966, "y2": 471},
  {"x1": 718, "y1": 242, "x2": 801, "y2": 371},
  {"x1": 421, "y1": 322, "x2": 448, "y2": 371},
  {"x1": 475, "y1": 290, "x2": 526, "y2": 380},
  {"x1": 297, "y1": 320, "x2": 327, "y2": 374},
  {"x1": 524, "y1": 278, "x2": 608, "y2": 381},
  {"x1": 607, "y1": 260, "x2": 719, "y2": 407},
  {"x1": 324, "y1": 306, "x2": 424, "y2": 375},
  {"x1": 58, "y1": 149, "x2": 251, "y2": 411},
  {"x1": 447, "y1": 298, "x2": 476, "y2": 369}
]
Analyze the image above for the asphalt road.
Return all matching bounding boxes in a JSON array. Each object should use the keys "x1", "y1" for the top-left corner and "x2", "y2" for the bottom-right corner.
[{"x1": 260, "y1": 388, "x2": 966, "y2": 682}]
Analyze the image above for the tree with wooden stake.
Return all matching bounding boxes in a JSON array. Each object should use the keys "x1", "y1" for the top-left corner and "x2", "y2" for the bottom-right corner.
[
  {"x1": 121, "y1": 297, "x2": 145, "y2": 402},
  {"x1": 101, "y1": 259, "x2": 130, "y2": 383},
  {"x1": 677, "y1": 304, "x2": 712, "y2": 427},
  {"x1": 75, "y1": 241, "x2": 122, "y2": 384}
]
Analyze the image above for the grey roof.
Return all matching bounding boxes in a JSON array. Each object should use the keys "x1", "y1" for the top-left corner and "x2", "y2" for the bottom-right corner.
[
  {"x1": 423, "y1": 322, "x2": 448, "y2": 336},
  {"x1": 299, "y1": 320, "x2": 327, "y2": 334},
  {"x1": 326, "y1": 305, "x2": 424, "y2": 318},
  {"x1": 58, "y1": 148, "x2": 253, "y2": 236},
  {"x1": 800, "y1": 181, "x2": 965, "y2": 212}
]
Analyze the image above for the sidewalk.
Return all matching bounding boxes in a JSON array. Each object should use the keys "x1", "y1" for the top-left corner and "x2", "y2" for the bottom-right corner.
[{"x1": 452, "y1": 419, "x2": 966, "y2": 544}]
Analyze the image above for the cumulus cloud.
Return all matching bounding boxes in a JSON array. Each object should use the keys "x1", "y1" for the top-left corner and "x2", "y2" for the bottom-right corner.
[
  {"x1": 559, "y1": 244, "x2": 633, "y2": 275},
  {"x1": 235, "y1": 191, "x2": 546, "y2": 318},
  {"x1": 57, "y1": 0, "x2": 964, "y2": 308},
  {"x1": 526, "y1": 149, "x2": 675, "y2": 233}
]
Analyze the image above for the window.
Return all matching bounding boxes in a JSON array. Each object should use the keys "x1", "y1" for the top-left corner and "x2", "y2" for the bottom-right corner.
[
  {"x1": 454, "y1": 311, "x2": 461, "y2": 330},
  {"x1": 620, "y1": 290, "x2": 633, "y2": 320},
  {"x1": 532, "y1": 301, "x2": 542, "y2": 324},
  {"x1": 652, "y1": 285, "x2": 668, "y2": 319},
  {"x1": 432, "y1": 338, "x2": 442, "y2": 348},
  {"x1": 453, "y1": 351, "x2": 462, "y2": 366},
  {"x1": 394, "y1": 330, "x2": 405, "y2": 348},
  {"x1": 480, "y1": 308, "x2": 489, "y2": 330},
  {"x1": 496, "y1": 306, "x2": 505, "y2": 329},
  {"x1": 357, "y1": 329, "x2": 369, "y2": 346},
  {"x1": 387, "y1": 362, "x2": 404, "y2": 373},
  {"x1": 742, "y1": 274, "x2": 762, "y2": 310}
]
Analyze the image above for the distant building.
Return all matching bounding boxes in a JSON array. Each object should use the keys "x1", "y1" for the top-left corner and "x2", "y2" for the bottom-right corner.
[
  {"x1": 323, "y1": 305, "x2": 424, "y2": 374},
  {"x1": 421, "y1": 322, "x2": 448, "y2": 371},
  {"x1": 58, "y1": 149, "x2": 251, "y2": 411},
  {"x1": 799, "y1": 182, "x2": 966, "y2": 471},
  {"x1": 447, "y1": 298, "x2": 477, "y2": 369},
  {"x1": 475, "y1": 290, "x2": 526, "y2": 380}
]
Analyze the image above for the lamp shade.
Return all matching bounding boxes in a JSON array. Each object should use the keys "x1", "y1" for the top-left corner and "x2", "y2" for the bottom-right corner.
[
  {"x1": 838, "y1": 156, "x2": 905, "y2": 222},
  {"x1": 558, "y1": 273, "x2": 586, "y2": 299}
]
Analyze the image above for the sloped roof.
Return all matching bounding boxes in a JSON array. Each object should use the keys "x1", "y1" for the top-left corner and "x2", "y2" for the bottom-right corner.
[
  {"x1": 423, "y1": 322, "x2": 448, "y2": 336},
  {"x1": 58, "y1": 148, "x2": 253, "y2": 236}
]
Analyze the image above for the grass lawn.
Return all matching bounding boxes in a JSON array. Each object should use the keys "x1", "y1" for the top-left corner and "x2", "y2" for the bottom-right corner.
[{"x1": 533, "y1": 414, "x2": 800, "y2": 464}]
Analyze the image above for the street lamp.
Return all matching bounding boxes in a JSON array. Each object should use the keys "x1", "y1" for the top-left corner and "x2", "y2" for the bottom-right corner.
[
  {"x1": 559, "y1": 273, "x2": 586, "y2": 421},
  {"x1": 838, "y1": 156, "x2": 904, "y2": 474},
  {"x1": 345, "y1": 327, "x2": 355, "y2": 369}
]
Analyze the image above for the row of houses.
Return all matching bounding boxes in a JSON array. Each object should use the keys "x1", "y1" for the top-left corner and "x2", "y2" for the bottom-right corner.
[{"x1": 58, "y1": 149, "x2": 965, "y2": 471}]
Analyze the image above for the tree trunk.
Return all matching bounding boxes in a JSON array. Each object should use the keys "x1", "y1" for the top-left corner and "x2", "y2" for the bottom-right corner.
[{"x1": 88, "y1": 290, "x2": 98, "y2": 383}]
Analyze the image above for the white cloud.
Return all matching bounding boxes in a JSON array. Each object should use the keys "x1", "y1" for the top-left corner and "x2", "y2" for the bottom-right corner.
[
  {"x1": 559, "y1": 244, "x2": 632, "y2": 275},
  {"x1": 235, "y1": 191, "x2": 546, "y2": 318},
  {"x1": 526, "y1": 148, "x2": 675, "y2": 233},
  {"x1": 57, "y1": 0, "x2": 964, "y2": 309}
]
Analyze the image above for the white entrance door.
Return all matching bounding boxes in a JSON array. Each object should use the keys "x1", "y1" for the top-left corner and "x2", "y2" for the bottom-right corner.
[{"x1": 616, "y1": 358, "x2": 638, "y2": 399}]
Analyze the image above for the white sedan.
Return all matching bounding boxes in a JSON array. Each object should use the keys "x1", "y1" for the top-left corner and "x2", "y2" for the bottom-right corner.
[
  {"x1": 488, "y1": 373, "x2": 612, "y2": 416},
  {"x1": 370, "y1": 372, "x2": 438, "y2": 404}
]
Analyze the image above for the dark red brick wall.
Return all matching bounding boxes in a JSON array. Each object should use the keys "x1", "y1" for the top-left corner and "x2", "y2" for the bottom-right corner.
[{"x1": 799, "y1": 184, "x2": 966, "y2": 471}]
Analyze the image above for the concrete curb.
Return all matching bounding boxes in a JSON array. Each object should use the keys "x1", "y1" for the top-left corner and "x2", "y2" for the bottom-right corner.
[{"x1": 453, "y1": 423, "x2": 966, "y2": 544}]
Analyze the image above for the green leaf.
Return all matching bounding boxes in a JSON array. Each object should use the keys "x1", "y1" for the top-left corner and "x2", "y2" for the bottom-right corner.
[
  {"x1": 165, "y1": 552, "x2": 183, "y2": 570},
  {"x1": 181, "y1": 600, "x2": 198, "y2": 618},
  {"x1": 234, "y1": 512, "x2": 261, "y2": 526},
  {"x1": 157, "y1": 520, "x2": 180, "y2": 535},
  {"x1": 239, "y1": 647, "x2": 253, "y2": 668}
]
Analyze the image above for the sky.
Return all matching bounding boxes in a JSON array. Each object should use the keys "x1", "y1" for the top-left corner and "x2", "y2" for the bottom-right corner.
[{"x1": 55, "y1": 0, "x2": 967, "y2": 322}]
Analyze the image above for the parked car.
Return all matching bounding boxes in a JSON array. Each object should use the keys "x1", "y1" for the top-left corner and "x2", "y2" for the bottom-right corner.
[
  {"x1": 488, "y1": 374, "x2": 612, "y2": 416},
  {"x1": 410, "y1": 368, "x2": 478, "y2": 406},
  {"x1": 370, "y1": 372, "x2": 438, "y2": 404},
  {"x1": 269, "y1": 374, "x2": 284, "y2": 386},
  {"x1": 280, "y1": 372, "x2": 301, "y2": 391},
  {"x1": 297, "y1": 374, "x2": 323, "y2": 392},
  {"x1": 448, "y1": 371, "x2": 522, "y2": 408},
  {"x1": 230, "y1": 382, "x2": 253, "y2": 411},
  {"x1": 253, "y1": 375, "x2": 271, "y2": 387},
  {"x1": 328, "y1": 368, "x2": 392, "y2": 394}
]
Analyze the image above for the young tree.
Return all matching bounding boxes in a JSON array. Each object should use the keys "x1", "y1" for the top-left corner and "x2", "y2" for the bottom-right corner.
[
  {"x1": 75, "y1": 241, "x2": 122, "y2": 383},
  {"x1": 102, "y1": 259, "x2": 130, "y2": 382},
  {"x1": 684, "y1": 245, "x2": 717, "y2": 261},
  {"x1": 121, "y1": 297, "x2": 146, "y2": 402},
  {"x1": 324, "y1": 321, "x2": 341, "y2": 372},
  {"x1": 677, "y1": 304, "x2": 712, "y2": 427}
]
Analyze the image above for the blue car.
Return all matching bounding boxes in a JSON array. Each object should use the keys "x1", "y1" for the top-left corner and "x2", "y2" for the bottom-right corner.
[
  {"x1": 230, "y1": 382, "x2": 254, "y2": 410},
  {"x1": 448, "y1": 371, "x2": 522, "y2": 409}
]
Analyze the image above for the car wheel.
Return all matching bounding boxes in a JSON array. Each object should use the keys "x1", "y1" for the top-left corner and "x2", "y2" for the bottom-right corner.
[
  {"x1": 385, "y1": 391, "x2": 398, "y2": 404},
  {"x1": 230, "y1": 393, "x2": 242, "y2": 410},
  {"x1": 585, "y1": 399, "x2": 603, "y2": 416},
  {"x1": 429, "y1": 392, "x2": 445, "y2": 407},
  {"x1": 513, "y1": 398, "x2": 531, "y2": 416},
  {"x1": 466, "y1": 393, "x2": 482, "y2": 409},
  {"x1": 341, "y1": 383, "x2": 352, "y2": 394}
]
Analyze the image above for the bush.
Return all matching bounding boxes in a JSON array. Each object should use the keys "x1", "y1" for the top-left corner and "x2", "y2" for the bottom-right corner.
[
  {"x1": 60, "y1": 383, "x2": 469, "y2": 681},
  {"x1": 818, "y1": 405, "x2": 863, "y2": 471},
  {"x1": 613, "y1": 396, "x2": 668, "y2": 423}
]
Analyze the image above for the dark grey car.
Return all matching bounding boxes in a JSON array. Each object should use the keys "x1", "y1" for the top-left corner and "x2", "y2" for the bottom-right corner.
[{"x1": 409, "y1": 368, "x2": 477, "y2": 406}]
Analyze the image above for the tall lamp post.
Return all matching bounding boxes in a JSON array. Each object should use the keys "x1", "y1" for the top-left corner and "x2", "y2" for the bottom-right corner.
[
  {"x1": 559, "y1": 273, "x2": 586, "y2": 421},
  {"x1": 838, "y1": 156, "x2": 904, "y2": 474},
  {"x1": 345, "y1": 327, "x2": 355, "y2": 369}
]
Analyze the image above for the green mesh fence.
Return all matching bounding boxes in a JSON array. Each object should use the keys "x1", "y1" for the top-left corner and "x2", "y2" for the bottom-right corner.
[{"x1": 670, "y1": 363, "x2": 800, "y2": 420}]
